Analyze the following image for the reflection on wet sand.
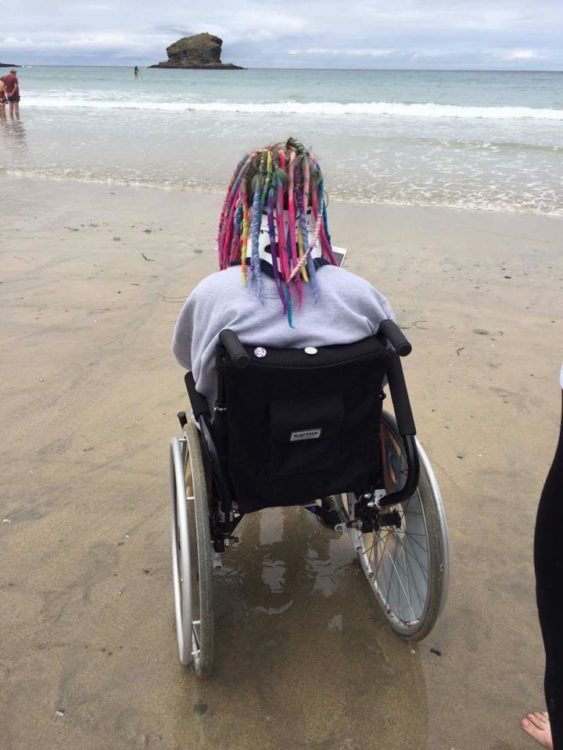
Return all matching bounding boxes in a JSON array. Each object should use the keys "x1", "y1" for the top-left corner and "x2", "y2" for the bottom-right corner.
[
  {"x1": 1, "y1": 116, "x2": 27, "y2": 152},
  {"x1": 192, "y1": 507, "x2": 429, "y2": 749}
]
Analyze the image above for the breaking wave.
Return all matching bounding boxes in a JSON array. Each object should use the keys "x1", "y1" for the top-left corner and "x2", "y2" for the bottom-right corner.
[{"x1": 23, "y1": 96, "x2": 563, "y2": 120}]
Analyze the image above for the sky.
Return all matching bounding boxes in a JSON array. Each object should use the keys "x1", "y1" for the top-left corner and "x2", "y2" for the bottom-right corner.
[{"x1": 2, "y1": 0, "x2": 563, "y2": 69}]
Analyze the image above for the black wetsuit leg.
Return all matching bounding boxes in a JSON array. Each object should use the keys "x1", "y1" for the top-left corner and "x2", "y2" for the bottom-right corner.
[{"x1": 534, "y1": 390, "x2": 563, "y2": 749}]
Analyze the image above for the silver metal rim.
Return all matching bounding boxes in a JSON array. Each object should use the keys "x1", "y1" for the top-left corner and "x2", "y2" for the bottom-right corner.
[
  {"x1": 184, "y1": 418, "x2": 214, "y2": 677},
  {"x1": 349, "y1": 427, "x2": 445, "y2": 636},
  {"x1": 170, "y1": 435, "x2": 193, "y2": 665},
  {"x1": 351, "y1": 491, "x2": 431, "y2": 635},
  {"x1": 416, "y1": 437, "x2": 450, "y2": 619}
]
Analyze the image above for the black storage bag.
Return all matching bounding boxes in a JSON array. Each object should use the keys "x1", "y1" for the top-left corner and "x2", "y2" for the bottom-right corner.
[{"x1": 216, "y1": 337, "x2": 389, "y2": 514}]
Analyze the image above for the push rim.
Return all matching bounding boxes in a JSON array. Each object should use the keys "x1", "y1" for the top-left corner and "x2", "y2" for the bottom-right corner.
[
  {"x1": 186, "y1": 447, "x2": 203, "y2": 671},
  {"x1": 415, "y1": 437, "x2": 449, "y2": 621},
  {"x1": 170, "y1": 436, "x2": 193, "y2": 664}
]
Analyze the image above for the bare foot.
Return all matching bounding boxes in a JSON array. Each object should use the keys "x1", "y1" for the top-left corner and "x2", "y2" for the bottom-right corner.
[{"x1": 521, "y1": 711, "x2": 553, "y2": 749}]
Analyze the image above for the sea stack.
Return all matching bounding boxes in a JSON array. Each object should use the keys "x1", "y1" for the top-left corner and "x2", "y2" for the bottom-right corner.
[{"x1": 150, "y1": 33, "x2": 244, "y2": 69}]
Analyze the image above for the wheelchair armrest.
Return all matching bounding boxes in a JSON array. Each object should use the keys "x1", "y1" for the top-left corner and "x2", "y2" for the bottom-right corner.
[
  {"x1": 379, "y1": 342, "x2": 420, "y2": 507},
  {"x1": 218, "y1": 329, "x2": 251, "y2": 369},
  {"x1": 184, "y1": 372, "x2": 210, "y2": 421},
  {"x1": 378, "y1": 319, "x2": 412, "y2": 357}
]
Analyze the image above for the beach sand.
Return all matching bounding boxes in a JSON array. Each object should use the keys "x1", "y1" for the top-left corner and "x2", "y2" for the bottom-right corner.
[{"x1": 1, "y1": 175, "x2": 562, "y2": 749}]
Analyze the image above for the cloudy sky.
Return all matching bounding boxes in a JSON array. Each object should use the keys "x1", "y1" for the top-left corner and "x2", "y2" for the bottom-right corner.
[{"x1": 2, "y1": 0, "x2": 563, "y2": 69}]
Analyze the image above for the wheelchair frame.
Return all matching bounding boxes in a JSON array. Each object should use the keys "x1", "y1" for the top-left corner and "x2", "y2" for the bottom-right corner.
[{"x1": 170, "y1": 320, "x2": 449, "y2": 676}]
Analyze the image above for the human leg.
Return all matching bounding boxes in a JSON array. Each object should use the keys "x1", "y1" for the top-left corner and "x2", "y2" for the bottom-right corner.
[{"x1": 531, "y1": 386, "x2": 563, "y2": 748}]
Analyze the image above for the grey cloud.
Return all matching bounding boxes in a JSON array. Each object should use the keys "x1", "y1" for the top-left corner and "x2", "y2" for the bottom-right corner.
[{"x1": 2, "y1": 0, "x2": 562, "y2": 68}]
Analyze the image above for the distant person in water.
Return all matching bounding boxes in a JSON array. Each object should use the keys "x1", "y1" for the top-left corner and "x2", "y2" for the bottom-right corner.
[
  {"x1": 521, "y1": 365, "x2": 563, "y2": 750},
  {"x1": 134, "y1": 66, "x2": 140, "y2": 79},
  {"x1": 2, "y1": 70, "x2": 20, "y2": 118}
]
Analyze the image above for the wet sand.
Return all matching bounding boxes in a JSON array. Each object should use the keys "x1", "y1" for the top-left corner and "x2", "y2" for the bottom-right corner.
[{"x1": 1, "y1": 176, "x2": 562, "y2": 749}]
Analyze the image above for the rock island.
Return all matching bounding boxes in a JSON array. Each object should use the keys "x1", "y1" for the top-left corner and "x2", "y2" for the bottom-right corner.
[{"x1": 150, "y1": 33, "x2": 244, "y2": 69}]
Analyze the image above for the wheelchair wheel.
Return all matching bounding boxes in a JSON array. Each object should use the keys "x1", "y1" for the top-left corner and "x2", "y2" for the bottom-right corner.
[
  {"x1": 348, "y1": 411, "x2": 449, "y2": 640},
  {"x1": 170, "y1": 419, "x2": 214, "y2": 676}
]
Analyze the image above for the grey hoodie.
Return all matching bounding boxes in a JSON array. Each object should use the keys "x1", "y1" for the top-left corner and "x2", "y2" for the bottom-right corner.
[{"x1": 172, "y1": 264, "x2": 395, "y2": 408}]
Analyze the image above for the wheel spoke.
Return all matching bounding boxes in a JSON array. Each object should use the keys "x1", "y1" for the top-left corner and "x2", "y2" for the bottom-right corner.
[
  {"x1": 399, "y1": 535, "x2": 429, "y2": 583},
  {"x1": 398, "y1": 534, "x2": 416, "y2": 622},
  {"x1": 354, "y1": 414, "x2": 448, "y2": 638}
]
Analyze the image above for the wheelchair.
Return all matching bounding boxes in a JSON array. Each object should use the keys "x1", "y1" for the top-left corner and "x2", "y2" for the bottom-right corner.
[{"x1": 169, "y1": 320, "x2": 449, "y2": 677}]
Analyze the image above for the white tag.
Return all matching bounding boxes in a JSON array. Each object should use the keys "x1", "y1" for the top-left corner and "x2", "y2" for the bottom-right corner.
[{"x1": 290, "y1": 428, "x2": 322, "y2": 442}]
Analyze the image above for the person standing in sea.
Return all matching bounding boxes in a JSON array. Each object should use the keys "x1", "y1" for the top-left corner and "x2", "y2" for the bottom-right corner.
[
  {"x1": 2, "y1": 69, "x2": 20, "y2": 118},
  {"x1": 0, "y1": 78, "x2": 6, "y2": 118},
  {"x1": 522, "y1": 365, "x2": 563, "y2": 749}
]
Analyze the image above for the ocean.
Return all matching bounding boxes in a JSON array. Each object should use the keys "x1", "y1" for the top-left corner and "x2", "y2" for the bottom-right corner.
[{"x1": 1, "y1": 66, "x2": 562, "y2": 215}]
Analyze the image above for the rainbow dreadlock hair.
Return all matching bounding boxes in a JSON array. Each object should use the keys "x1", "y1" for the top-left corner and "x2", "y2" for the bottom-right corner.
[{"x1": 217, "y1": 137, "x2": 337, "y2": 325}]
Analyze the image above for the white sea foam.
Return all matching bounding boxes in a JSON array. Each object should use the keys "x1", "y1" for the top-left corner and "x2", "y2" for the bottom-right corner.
[
  {"x1": 3, "y1": 167, "x2": 562, "y2": 217},
  {"x1": 8, "y1": 68, "x2": 562, "y2": 218},
  {"x1": 23, "y1": 96, "x2": 563, "y2": 120}
]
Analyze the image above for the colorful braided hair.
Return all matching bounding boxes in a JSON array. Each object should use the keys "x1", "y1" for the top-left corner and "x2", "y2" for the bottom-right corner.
[{"x1": 217, "y1": 137, "x2": 337, "y2": 324}]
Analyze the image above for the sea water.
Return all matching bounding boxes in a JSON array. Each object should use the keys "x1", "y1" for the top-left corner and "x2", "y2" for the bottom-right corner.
[{"x1": 1, "y1": 66, "x2": 562, "y2": 215}]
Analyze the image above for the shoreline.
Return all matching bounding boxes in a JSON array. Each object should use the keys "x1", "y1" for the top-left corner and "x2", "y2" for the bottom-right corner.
[
  {"x1": 4, "y1": 170, "x2": 563, "y2": 219},
  {"x1": 1, "y1": 174, "x2": 562, "y2": 749}
]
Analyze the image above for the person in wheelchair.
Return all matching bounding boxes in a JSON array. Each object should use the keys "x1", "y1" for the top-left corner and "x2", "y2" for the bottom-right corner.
[
  {"x1": 172, "y1": 137, "x2": 395, "y2": 410},
  {"x1": 169, "y1": 137, "x2": 449, "y2": 677}
]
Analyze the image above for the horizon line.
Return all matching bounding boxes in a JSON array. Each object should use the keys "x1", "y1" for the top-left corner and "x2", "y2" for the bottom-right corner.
[{"x1": 5, "y1": 63, "x2": 563, "y2": 73}]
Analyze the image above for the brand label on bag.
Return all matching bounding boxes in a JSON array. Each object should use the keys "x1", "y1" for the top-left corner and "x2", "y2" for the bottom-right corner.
[{"x1": 290, "y1": 428, "x2": 322, "y2": 442}]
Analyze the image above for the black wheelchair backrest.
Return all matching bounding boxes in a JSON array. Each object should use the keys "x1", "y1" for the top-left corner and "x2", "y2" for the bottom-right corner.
[{"x1": 214, "y1": 336, "x2": 390, "y2": 513}]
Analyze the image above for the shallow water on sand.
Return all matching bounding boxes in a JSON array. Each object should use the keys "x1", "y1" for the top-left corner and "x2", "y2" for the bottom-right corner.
[{"x1": 2, "y1": 67, "x2": 562, "y2": 215}]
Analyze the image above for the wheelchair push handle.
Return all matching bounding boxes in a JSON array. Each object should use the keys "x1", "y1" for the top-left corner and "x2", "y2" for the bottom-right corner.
[
  {"x1": 218, "y1": 329, "x2": 251, "y2": 369},
  {"x1": 378, "y1": 319, "x2": 412, "y2": 357}
]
